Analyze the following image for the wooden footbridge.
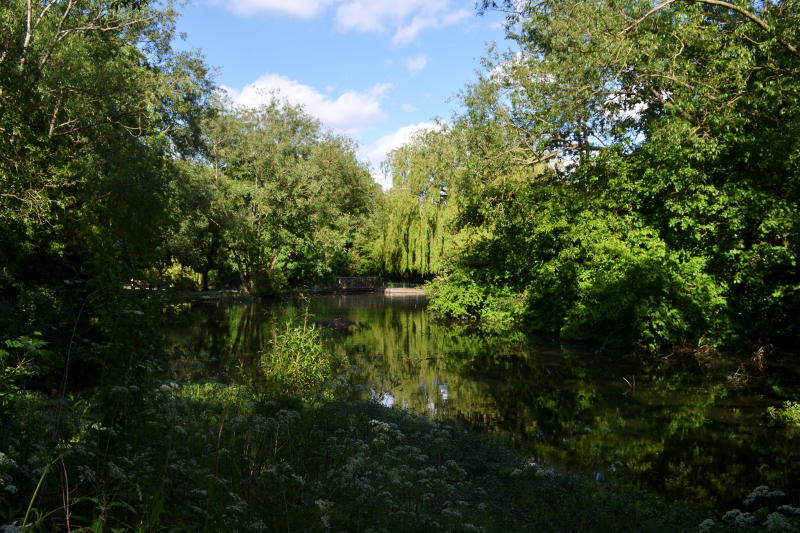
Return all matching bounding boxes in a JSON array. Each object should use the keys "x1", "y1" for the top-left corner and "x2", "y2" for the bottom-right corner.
[
  {"x1": 334, "y1": 277, "x2": 425, "y2": 295},
  {"x1": 336, "y1": 276, "x2": 381, "y2": 292}
]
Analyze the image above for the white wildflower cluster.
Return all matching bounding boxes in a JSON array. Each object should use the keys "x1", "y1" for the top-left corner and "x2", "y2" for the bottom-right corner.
[
  {"x1": 106, "y1": 460, "x2": 127, "y2": 481},
  {"x1": 722, "y1": 509, "x2": 757, "y2": 527},
  {"x1": 745, "y1": 485, "x2": 786, "y2": 506},
  {"x1": 264, "y1": 461, "x2": 305, "y2": 487},
  {"x1": 764, "y1": 512, "x2": 794, "y2": 532},
  {"x1": 225, "y1": 491, "x2": 248, "y2": 514},
  {"x1": 712, "y1": 500, "x2": 800, "y2": 533},
  {"x1": 109, "y1": 384, "x2": 140, "y2": 395},
  {"x1": 316, "y1": 499, "x2": 334, "y2": 530},
  {"x1": 0, "y1": 452, "x2": 18, "y2": 491},
  {"x1": 778, "y1": 505, "x2": 800, "y2": 517},
  {"x1": 157, "y1": 381, "x2": 180, "y2": 393},
  {"x1": 310, "y1": 413, "x2": 488, "y2": 532},
  {"x1": 697, "y1": 518, "x2": 716, "y2": 532}
]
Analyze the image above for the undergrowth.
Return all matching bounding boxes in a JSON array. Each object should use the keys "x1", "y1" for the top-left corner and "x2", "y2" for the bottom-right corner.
[
  {"x1": 2, "y1": 297, "x2": 798, "y2": 532},
  {"x1": 2, "y1": 385, "x2": 713, "y2": 532}
]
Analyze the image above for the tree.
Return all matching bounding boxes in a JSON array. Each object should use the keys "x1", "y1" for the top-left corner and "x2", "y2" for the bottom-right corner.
[
  {"x1": 0, "y1": 0, "x2": 212, "y2": 293},
  {"x1": 371, "y1": 127, "x2": 462, "y2": 279},
  {"x1": 430, "y1": 0, "x2": 800, "y2": 349},
  {"x1": 0, "y1": 0, "x2": 213, "y2": 393},
  {"x1": 202, "y1": 99, "x2": 376, "y2": 293}
]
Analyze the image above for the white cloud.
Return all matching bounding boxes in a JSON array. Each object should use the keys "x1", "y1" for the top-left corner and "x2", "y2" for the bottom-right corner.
[
  {"x1": 361, "y1": 122, "x2": 440, "y2": 189},
  {"x1": 214, "y1": 0, "x2": 473, "y2": 43},
  {"x1": 214, "y1": 0, "x2": 332, "y2": 17},
  {"x1": 392, "y1": 8, "x2": 470, "y2": 44},
  {"x1": 223, "y1": 74, "x2": 390, "y2": 134},
  {"x1": 404, "y1": 54, "x2": 428, "y2": 74},
  {"x1": 401, "y1": 103, "x2": 418, "y2": 112},
  {"x1": 335, "y1": 0, "x2": 472, "y2": 44}
]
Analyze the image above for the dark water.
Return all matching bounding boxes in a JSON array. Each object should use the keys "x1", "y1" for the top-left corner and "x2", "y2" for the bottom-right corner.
[{"x1": 165, "y1": 292, "x2": 800, "y2": 509}]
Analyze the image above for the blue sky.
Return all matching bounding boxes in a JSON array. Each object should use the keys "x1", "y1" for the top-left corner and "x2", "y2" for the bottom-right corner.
[{"x1": 174, "y1": 0, "x2": 508, "y2": 187}]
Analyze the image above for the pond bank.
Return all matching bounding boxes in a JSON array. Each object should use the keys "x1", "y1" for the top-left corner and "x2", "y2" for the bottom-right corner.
[{"x1": 165, "y1": 293, "x2": 800, "y2": 510}]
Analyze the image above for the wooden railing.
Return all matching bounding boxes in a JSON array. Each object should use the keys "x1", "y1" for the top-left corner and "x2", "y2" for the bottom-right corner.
[{"x1": 336, "y1": 276, "x2": 381, "y2": 291}]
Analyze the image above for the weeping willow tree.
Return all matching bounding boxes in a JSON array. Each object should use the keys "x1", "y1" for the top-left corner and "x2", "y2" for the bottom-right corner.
[{"x1": 371, "y1": 127, "x2": 462, "y2": 278}]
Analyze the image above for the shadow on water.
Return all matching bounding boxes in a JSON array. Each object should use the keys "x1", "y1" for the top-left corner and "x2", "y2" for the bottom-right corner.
[{"x1": 165, "y1": 292, "x2": 800, "y2": 509}]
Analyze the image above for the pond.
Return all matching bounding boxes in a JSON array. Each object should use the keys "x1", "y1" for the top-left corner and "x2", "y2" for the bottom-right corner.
[{"x1": 165, "y1": 292, "x2": 800, "y2": 509}]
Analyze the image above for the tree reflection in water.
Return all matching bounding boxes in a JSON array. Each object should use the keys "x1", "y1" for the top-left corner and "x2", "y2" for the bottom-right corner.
[{"x1": 166, "y1": 293, "x2": 800, "y2": 509}]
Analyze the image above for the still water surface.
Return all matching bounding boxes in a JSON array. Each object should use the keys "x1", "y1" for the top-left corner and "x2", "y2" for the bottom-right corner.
[{"x1": 166, "y1": 292, "x2": 800, "y2": 509}]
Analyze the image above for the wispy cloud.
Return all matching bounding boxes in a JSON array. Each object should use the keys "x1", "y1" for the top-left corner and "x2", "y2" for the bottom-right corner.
[
  {"x1": 214, "y1": 0, "x2": 473, "y2": 44},
  {"x1": 404, "y1": 54, "x2": 428, "y2": 74},
  {"x1": 214, "y1": 0, "x2": 332, "y2": 17},
  {"x1": 390, "y1": 8, "x2": 470, "y2": 44},
  {"x1": 222, "y1": 74, "x2": 390, "y2": 134},
  {"x1": 335, "y1": 0, "x2": 471, "y2": 44}
]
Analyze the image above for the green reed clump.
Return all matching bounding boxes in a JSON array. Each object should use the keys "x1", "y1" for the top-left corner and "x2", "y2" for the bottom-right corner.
[{"x1": 260, "y1": 318, "x2": 340, "y2": 398}]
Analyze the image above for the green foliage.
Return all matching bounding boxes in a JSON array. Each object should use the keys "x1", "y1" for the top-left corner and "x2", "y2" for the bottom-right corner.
[
  {"x1": 425, "y1": 0, "x2": 800, "y2": 350},
  {"x1": 767, "y1": 401, "x2": 800, "y2": 431},
  {"x1": 426, "y1": 271, "x2": 524, "y2": 322},
  {"x1": 200, "y1": 98, "x2": 378, "y2": 293},
  {"x1": 0, "y1": 0, "x2": 212, "y2": 289},
  {"x1": 261, "y1": 318, "x2": 340, "y2": 398},
  {"x1": 369, "y1": 127, "x2": 462, "y2": 279},
  {"x1": 0, "y1": 333, "x2": 50, "y2": 401},
  {"x1": 525, "y1": 211, "x2": 726, "y2": 349}
]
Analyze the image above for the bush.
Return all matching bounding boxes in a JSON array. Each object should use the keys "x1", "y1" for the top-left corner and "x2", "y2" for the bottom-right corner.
[
  {"x1": 768, "y1": 401, "x2": 800, "y2": 431},
  {"x1": 426, "y1": 271, "x2": 525, "y2": 322},
  {"x1": 260, "y1": 318, "x2": 341, "y2": 398}
]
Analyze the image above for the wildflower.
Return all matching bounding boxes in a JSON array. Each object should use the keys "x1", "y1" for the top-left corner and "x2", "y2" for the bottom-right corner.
[
  {"x1": 764, "y1": 513, "x2": 792, "y2": 532},
  {"x1": 722, "y1": 509, "x2": 757, "y2": 527},
  {"x1": 744, "y1": 485, "x2": 785, "y2": 506},
  {"x1": 0, "y1": 453, "x2": 16, "y2": 468},
  {"x1": 697, "y1": 519, "x2": 716, "y2": 532},
  {"x1": 441, "y1": 507, "x2": 462, "y2": 519},
  {"x1": 107, "y1": 461, "x2": 126, "y2": 480},
  {"x1": 778, "y1": 505, "x2": 800, "y2": 516}
]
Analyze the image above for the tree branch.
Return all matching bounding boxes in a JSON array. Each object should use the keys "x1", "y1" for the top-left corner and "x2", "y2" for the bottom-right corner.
[
  {"x1": 622, "y1": 0, "x2": 677, "y2": 33},
  {"x1": 624, "y1": 0, "x2": 799, "y2": 57}
]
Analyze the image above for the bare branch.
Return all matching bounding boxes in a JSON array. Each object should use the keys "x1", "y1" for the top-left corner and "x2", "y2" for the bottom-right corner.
[
  {"x1": 33, "y1": 0, "x2": 60, "y2": 29},
  {"x1": 38, "y1": 0, "x2": 77, "y2": 69},
  {"x1": 48, "y1": 91, "x2": 63, "y2": 137},
  {"x1": 20, "y1": 0, "x2": 34, "y2": 69}
]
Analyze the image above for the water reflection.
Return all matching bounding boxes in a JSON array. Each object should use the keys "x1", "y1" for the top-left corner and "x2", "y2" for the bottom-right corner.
[{"x1": 165, "y1": 293, "x2": 800, "y2": 509}]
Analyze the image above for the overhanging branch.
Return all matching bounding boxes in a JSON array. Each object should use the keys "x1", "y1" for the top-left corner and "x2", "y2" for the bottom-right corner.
[{"x1": 623, "y1": 0, "x2": 799, "y2": 58}]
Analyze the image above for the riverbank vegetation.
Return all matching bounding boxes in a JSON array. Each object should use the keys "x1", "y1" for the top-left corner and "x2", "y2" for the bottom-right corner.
[
  {"x1": 4, "y1": 295, "x2": 799, "y2": 531},
  {"x1": 371, "y1": 0, "x2": 800, "y2": 355},
  {"x1": 2, "y1": 0, "x2": 800, "y2": 529}
]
